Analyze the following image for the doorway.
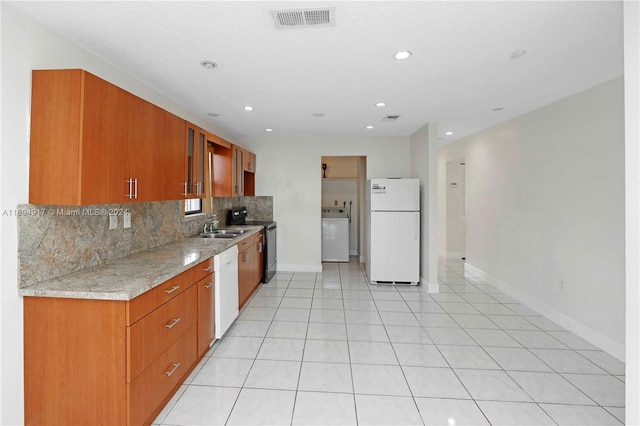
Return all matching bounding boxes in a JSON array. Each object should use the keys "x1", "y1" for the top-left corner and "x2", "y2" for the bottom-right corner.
[{"x1": 320, "y1": 156, "x2": 366, "y2": 262}]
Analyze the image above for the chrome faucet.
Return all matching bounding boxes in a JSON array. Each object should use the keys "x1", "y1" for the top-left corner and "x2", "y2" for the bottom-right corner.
[{"x1": 203, "y1": 214, "x2": 219, "y2": 233}]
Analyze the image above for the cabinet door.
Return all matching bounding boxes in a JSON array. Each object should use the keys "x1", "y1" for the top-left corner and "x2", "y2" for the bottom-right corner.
[
  {"x1": 197, "y1": 273, "x2": 215, "y2": 357},
  {"x1": 238, "y1": 248, "x2": 253, "y2": 308},
  {"x1": 233, "y1": 146, "x2": 244, "y2": 196},
  {"x1": 128, "y1": 95, "x2": 164, "y2": 202},
  {"x1": 80, "y1": 72, "x2": 130, "y2": 204},
  {"x1": 29, "y1": 69, "x2": 83, "y2": 205},
  {"x1": 163, "y1": 112, "x2": 187, "y2": 200},
  {"x1": 186, "y1": 123, "x2": 206, "y2": 198},
  {"x1": 243, "y1": 150, "x2": 256, "y2": 173}
]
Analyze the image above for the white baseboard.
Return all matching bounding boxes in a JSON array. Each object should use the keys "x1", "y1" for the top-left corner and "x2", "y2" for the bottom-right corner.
[
  {"x1": 359, "y1": 255, "x2": 366, "y2": 263},
  {"x1": 446, "y1": 251, "x2": 465, "y2": 260},
  {"x1": 465, "y1": 263, "x2": 625, "y2": 361},
  {"x1": 420, "y1": 276, "x2": 440, "y2": 294},
  {"x1": 349, "y1": 249, "x2": 359, "y2": 256},
  {"x1": 278, "y1": 264, "x2": 323, "y2": 273}
]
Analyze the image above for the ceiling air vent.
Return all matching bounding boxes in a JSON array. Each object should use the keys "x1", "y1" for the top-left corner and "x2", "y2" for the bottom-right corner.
[
  {"x1": 272, "y1": 8, "x2": 335, "y2": 28},
  {"x1": 382, "y1": 115, "x2": 400, "y2": 121}
]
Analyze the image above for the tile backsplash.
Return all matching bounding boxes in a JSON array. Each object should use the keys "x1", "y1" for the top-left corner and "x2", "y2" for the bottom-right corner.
[{"x1": 18, "y1": 196, "x2": 272, "y2": 288}]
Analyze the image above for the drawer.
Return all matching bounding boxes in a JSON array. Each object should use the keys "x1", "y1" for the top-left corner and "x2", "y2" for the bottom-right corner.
[
  {"x1": 127, "y1": 286, "x2": 197, "y2": 382},
  {"x1": 237, "y1": 234, "x2": 256, "y2": 253},
  {"x1": 128, "y1": 324, "x2": 197, "y2": 426},
  {"x1": 127, "y1": 258, "x2": 213, "y2": 325}
]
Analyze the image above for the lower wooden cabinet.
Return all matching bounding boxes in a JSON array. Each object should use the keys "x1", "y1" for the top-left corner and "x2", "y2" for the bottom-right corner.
[
  {"x1": 197, "y1": 273, "x2": 215, "y2": 357},
  {"x1": 238, "y1": 243, "x2": 254, "y2": 309},
  {"x1": 23, "y1": 259, "x2": 214, "y2": 426},
  {"x1": 129, "y1": 324, "x2": 197, "y2": 426},
  {"x1": 238, "y1": 231, "x2": 264, "y2": 309}
]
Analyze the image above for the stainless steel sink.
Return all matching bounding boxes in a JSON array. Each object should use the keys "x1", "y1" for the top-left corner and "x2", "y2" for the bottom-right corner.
[
  {"x1": 199, "y1": 228, "x2": 250, "y2": 239},
  {"x1": 224, "y1": 228, "x2": 248, "y2": 234},
  {"x1": 200, "y1": 232, "x2": 238, "y2": 239}
]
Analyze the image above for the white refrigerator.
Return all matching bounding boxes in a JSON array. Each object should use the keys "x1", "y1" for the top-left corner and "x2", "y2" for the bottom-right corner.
[{"x1": 366, "y1": 178, "x2": 420, "y2": 285}]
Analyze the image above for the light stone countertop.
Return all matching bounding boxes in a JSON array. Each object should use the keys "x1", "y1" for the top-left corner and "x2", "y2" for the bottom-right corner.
[{"x1": 18, "y1": 227, "x2": 264, "y2": 301}]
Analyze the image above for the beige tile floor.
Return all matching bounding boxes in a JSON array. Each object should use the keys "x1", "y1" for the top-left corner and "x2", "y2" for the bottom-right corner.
[{"x1": 153, "y1": 258, "x2": 625, "y2": 425}]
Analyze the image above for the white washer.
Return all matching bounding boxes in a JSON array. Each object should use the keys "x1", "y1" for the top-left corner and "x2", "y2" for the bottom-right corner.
[{"x1": 321, "y1": 208, "x2": 349, "y2": 262}]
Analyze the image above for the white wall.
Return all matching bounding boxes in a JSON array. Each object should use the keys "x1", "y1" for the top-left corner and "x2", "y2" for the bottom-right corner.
[
  {"x1": 624, "y1": 1, "x2": 640, "y2": 422},
  {"x1": 439, "y1": 76, "x2": 626, "y2": 359},
  {"x1": 0, "y1": 5, "x2": 234, "y2": 424},
  {"x1": 445, "y1": 159, "x2": 466, "y2": 259},
  {"x1": 409, "y1": 124, "x2": 439, "y2": 291},
  {"x1": 242, "y1": 135, "x2": 410, "y2": 271}
]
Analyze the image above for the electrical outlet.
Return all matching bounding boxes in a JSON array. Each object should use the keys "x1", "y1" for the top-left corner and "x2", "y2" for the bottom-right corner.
[
  {"x1": 334, "y1": 200, "x2": 338, "y2": 206},
  {"x1": 559, "y1": 279, "x2": 565, "y2": 293},
  {"x1": 109, "y1": 213, "x2": 117, "y2": 230},
  {"x1": 123, "y1": 211, "x2": 131, "y2": 229}
]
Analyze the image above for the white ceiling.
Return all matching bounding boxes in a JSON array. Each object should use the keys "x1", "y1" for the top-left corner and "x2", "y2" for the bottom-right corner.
[{"x1": 10, "y1": 1, "x2": 624, "y2": 143}]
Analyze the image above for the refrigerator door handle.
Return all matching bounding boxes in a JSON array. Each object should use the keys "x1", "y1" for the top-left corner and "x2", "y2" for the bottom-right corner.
[{"x1": 415, "y1": 214, "x2": 419, "y2": 240}]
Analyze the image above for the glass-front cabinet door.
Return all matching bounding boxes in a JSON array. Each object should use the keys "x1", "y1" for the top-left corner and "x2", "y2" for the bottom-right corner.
[{"x1": 186, "y1": 123, "x2": 206, "y2": 198}]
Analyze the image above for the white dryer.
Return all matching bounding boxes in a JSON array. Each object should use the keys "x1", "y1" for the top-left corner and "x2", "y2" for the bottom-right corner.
[{"x1": 321, "y1": 208, "x2": 349, "y2": 262}]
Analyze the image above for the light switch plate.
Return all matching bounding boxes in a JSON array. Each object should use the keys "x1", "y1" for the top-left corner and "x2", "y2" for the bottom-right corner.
[
  {"x1": 123, "y1": 211, "x2": 131, "y2": 229},
  {"x1": 109, "y1": 213, "x2": 117, "y2": 230}
]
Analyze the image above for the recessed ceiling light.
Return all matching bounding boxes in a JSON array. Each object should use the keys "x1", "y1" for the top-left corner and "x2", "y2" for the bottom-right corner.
[
  {"x1": 509, "y1": 49, "x2": 527, "y2": 59},
  {"x1": 243, "y1": 106, "x2": 254, "y2": 111},
  {"x1": 265, "y1": 128, "x2": 273, "y2": 132},
  {"x1": 445, "y1": 131, "x2": 453, "y2": 136},
  {"x1": 375, "y1": 102, "x2": 387, "y2": 107},
  {"x1": 313, "y1": 113, "x2": 325, "y2": 117},
  {"x1": 394, "y1": 50, "x2": 412, "y2": 60},
  {"x1": 207, "y1": 112, "x2": 220, "y2": 117},
  {"x1": 366, "y1": 125, "x2": 374, "y2": 129},
  {"x1": 492, "y1": 107, "x2": 504, "y2": 111},
  {"x1": 200, "y1": 60, "x2": 218, "y2": 69}
]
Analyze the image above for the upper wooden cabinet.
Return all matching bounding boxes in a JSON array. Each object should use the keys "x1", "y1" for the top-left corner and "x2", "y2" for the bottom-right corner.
[
  {"x1": 244, "y1": 150, "x2": 256, "y2": 173},
  {"x1": 229, "y1": 145, "x2": 256, "y2": 197},
  {"x1": 30, "y1": 69, "x2": 163, "y2": 205},
  {"x1": 29, "y1": 69, "x2": 257, "y2": 205},
  {"x1": 185, "y1": 123, "x2": 206, "y2": 199},
  {"x1": 30, "y1": 69, "x2": 127, "y2": 205},
  {"x1": 162, "y1": 112, "x2": 187, "y2": 200},
  {"x1": 232, "y1": 146, "x2": 244, "y2": 197},
  {"x1": 211, "y1": 135, "x2": 233, "y2": 198},
  {"x1": 128, "y1": 95, "x2": 165, "y2": 202}
]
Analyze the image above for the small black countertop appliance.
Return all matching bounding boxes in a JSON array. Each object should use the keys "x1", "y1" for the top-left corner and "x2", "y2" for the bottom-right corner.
[{"x1": 227, "y1": 206, "x2": 277, "y2": 283}]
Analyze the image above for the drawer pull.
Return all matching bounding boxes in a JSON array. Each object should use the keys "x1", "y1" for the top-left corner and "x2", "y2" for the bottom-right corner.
[
  {"x1": 165, "y1": 362, "x2": 181, "y2": 377},
  {"x1": 165, "y1": 318, "x2": 182, "y2": 329},
  {"x1": 164, "y1": 285, "x2": 180, "y2": 294},
  {"x1": 204, "y1": 283, "x2": 213, "y2": 289},
  {"x1": 203, "y1": 266, "x2": 213, "y2": 272}
]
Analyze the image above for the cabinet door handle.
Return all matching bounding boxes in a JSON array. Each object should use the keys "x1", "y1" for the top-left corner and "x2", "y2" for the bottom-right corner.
[
  {"x1": 182, "y1": 182, "x2": 187, "y2": 198},
  {"x1": 204, "y1": 283, "x2": 213, "y2": 289},
  {"x1": 164, "y1": 285, "x2": 180, "y2": 294},
  {"x1": 203, "y1": 266, "x2": 213, "y2": 272},
  {"x1": 164, "y1": 362, "x2": 181, "y2": 377},
  {"x1": 258, "y1": 242, "x2": 263, "y2": 253},
  {"x1": 126, "y1": 179, "x2": 133, "y2": 199},
  {"x1": 165, "y1": 317, "x2": 181, "y2": 329},
  {"x1": 134, "y1": 178, "x2": 138, "y2": 199}
]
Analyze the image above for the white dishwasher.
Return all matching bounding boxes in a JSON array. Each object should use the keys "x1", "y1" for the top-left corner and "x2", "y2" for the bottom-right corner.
[{"x1": 214, "y1": 245, "x2": 239, "y2": 340}]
